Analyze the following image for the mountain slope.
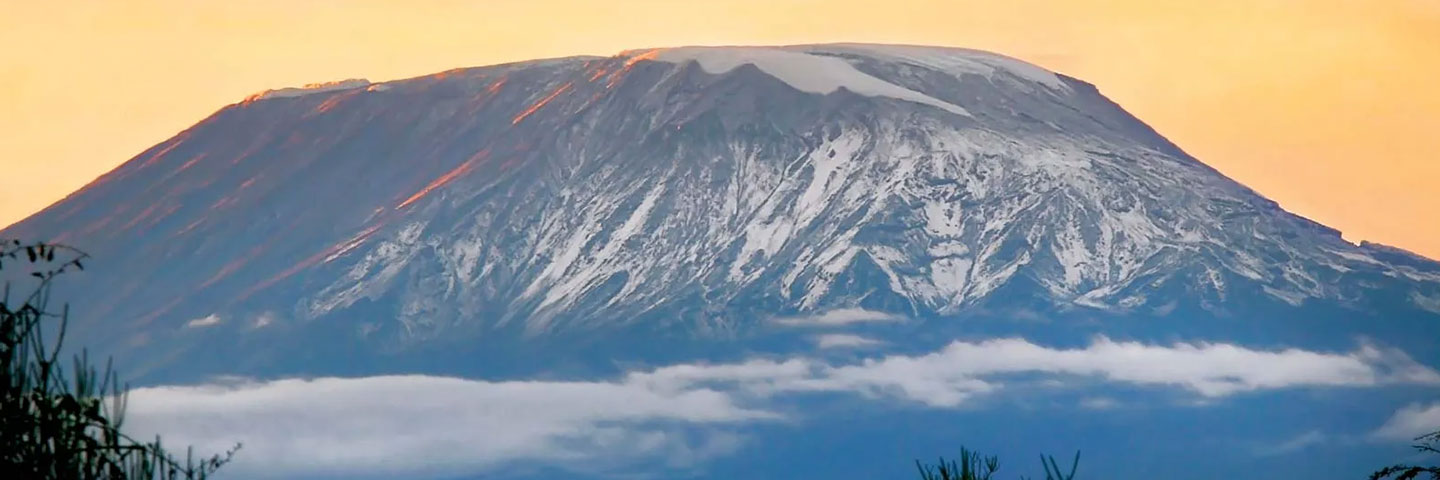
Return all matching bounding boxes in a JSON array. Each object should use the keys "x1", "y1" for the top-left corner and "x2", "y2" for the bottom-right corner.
[{"x1": 4, "y1": 44, "x2": 1438, "y2": 378}]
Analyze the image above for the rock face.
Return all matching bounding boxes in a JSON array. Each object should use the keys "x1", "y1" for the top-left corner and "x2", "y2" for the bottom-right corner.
[{"x1": 4, "y1": 44, "x2": 1438, "y2": 378}]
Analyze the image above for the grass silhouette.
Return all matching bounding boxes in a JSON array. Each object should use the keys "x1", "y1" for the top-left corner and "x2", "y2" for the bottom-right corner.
[{"x1": 1, "y1": 239, "x2": 238, "y2": 479}]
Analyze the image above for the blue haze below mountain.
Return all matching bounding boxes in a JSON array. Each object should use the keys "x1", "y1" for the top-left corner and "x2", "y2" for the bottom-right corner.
[{"x1": 3, "y1": 44, "x2": 1439, "y2": 479}]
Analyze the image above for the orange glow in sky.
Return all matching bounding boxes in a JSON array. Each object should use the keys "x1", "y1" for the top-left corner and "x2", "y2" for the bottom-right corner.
[{"x1": 2, "y1": 0, "x2": 1437, "y2": 258}]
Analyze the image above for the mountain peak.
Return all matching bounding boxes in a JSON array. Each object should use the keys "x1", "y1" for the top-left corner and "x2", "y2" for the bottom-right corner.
[
  {"x1": 5, "y1": 43, "x2": 1439, "y2": 373},
  {"x1": 617, "y1": 43, "x2": 1068, "y2": 87}
]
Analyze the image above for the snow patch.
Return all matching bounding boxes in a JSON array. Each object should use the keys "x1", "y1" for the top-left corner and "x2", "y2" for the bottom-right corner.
[
  {"x1": 1262, "y1": 286, "x2": 1308, "y2": 307},
  {"x1": 185, "y1": 314, "x2": 221, "y2": 328},
  {"x1": 1412, "y1": 292, "x2": 1440, "y2": 314},
  {"x1": 639, "y1": 47, "x2": 970, "y2": 117},
  {"x1": 1331, "y1": 249, "x2": 1384, "y2": 265},
  {"x1": 923, "y1": 200, "x2": 964, "y2": 238},
  {"x1": 540, "y1": 181, "x2": 667, "y2": 311},
  {"x1": 810, "y1": 44, "x2": 1072, "y2": 92},
  {"x1": 247, "y1": 79, "x2": 371, "y2": 101}
]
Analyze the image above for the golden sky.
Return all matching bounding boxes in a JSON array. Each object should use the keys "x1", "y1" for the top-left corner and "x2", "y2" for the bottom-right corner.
[{"x1": 2, "y1": 0, "x2": 1437, "y2": 258}]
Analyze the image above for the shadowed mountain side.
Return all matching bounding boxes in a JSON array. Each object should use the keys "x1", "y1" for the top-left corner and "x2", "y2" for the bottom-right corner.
[{"x1": 3, "y1": 44, "x2": 1438, "y2": 382}]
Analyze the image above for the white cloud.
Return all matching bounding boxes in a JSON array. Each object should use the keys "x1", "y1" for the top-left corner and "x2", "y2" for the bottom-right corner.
[
  {"x1": 813, "y1": 333, "x2": 884, "y2": 349},
  {"x1": 852, "y1": 337, "x2": 1440, "y2": 402},
  {"x1": 184, "y1": 314, "x2": 221, "y2": 328},
  {"x1": 125, "y1": 375, "x2": 773, "y2": 479},
  {"x1": 1372, "y1": 402, "x2": 1440, "y2": 441},
  {"x1": 634, "y1": 336, "x2": 1439, "y2": 407},
  {"x1": 125, "y1": 336, "x2": 1440, "y2": 478},
  {"x1": 250, "y1": 312, "x2": 277, "y2": 329},
  {"x1": 770, "y1": 308, "x2": 905, "y2": 327},
  {"x1": 1079, "y1": 397, "x2": 1120, "y2": 410},
  {"x1": 1253, "y1": 430, "x2": 1330, "y2": 456},
  {"x1": 624, "y1": 358, "x2": 817, "y2": 397}
]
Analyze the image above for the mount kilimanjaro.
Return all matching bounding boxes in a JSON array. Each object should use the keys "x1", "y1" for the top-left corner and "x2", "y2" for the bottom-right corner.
[{"x1": 4, "y1": 43, "x2": 1438, "y2": 383}]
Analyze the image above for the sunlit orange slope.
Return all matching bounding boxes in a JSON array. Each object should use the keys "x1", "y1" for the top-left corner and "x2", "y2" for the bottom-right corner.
[{"x1": 1, "y1": 0, "x2": 1437, "y2": 257}]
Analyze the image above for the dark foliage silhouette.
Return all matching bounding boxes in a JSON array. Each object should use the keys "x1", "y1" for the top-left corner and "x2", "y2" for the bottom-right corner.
[
  {"x1": 1, "y1": 239, "x2": 239, "y2": 479},
  {"x1": 916, "y1": 447, "x2": 1079, "y2": 480},
  {"x1": 1371, "y1": 430, "x2": 1440, "y2": 480},
  {"x1": 916, "y1": 447, "x2": 1000, "y2": 480}
]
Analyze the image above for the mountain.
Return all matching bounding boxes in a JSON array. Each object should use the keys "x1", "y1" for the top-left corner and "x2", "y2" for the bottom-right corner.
[{"x1": 4, "y1": 44, "x2": 1439, "y2": 479}]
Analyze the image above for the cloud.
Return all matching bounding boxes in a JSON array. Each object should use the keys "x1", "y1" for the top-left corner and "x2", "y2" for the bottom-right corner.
[
  {"x1": 1079, "y1": 397, "x2": 1120, "y2": 410},
  {"x1": 624, "y1": 358, "x2": 817, "y2": 397},
  {"x1": 634, "y1": 336, "x2": 1439, "y2": 407},
  {"x1": 1371, "y1": 402, "x2": 1440, "y2": 441},
  {"x1": 1253, "y1": 430, "x2": 1330, "y2": 456},
  {"x1": 855, "y1": 337, "x2": 1440, "y2": 402},
  {"x1": 125, "y1": 375, "x2": 773, "y2": 479},
  {"x1": 125, "y1": 336, "x2": 1440, "y2": 478},
  {"x1": 184, "y1": 314, "x2": 221, "y2": 328},
  {"x1": 770, "y1": 308, "x2": 905, "y2": 327},
  {"x1": 813, "y1": 333, "x2": 884, "y2": 349},
  {"x1": 250, "y1": 312, "x2": 277, "y2": 329}
]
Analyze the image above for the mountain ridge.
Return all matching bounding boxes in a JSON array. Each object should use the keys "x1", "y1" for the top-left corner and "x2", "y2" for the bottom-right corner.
[{"x1": 3, "y1": 43, "x2": 1438, "y2": 380}]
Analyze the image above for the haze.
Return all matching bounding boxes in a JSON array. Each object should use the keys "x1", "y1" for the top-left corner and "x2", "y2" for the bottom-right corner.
[{"x1": 2, "y1": 0, "x2": 1437, "y2": 258}]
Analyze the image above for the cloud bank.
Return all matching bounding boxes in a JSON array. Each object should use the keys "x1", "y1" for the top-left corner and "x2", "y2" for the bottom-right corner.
[
  {"x1": 1372, "y1": 402, "x2": 1440, "y2": 441},
  {"x1": 629, "y1": 336, "x2": 1439, "y2": 406},
  {"x1": 1252, "y1": 430, "x2": 1331, "y2": 456},
  {"x1": 770, "y1": 308, "x2": 905, "y2": 327},
  {"x1": 125, "y1": 336, "x2": 1440, "y2": 478},
  {"x1": 813, "y1": 333, "x2": 885, "y2": 349},
  {"x1": 126, "y1": 376, "x2": 770, "y2": 478}
]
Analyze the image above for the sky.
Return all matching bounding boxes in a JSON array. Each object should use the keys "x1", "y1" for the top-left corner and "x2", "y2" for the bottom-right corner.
[{"x1": 2, "y1": 0, "x2": 1438, "y2": 258}]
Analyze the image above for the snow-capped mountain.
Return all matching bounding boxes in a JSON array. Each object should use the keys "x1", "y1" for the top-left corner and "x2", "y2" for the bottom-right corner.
[{"x1": 4, "y1": 44, "x2": 1438, "y2": 379}]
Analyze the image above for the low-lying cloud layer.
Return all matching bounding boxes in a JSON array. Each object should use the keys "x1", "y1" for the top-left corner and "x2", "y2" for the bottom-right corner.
[
  {"x1": 126, "y1": 376, "x2": 769, "y2": 478},
  {"x1": 125, "y1": 336, "x2": 1440, "y2": 478},
  {"x1": 627, "y1": 336, "x2": 1439, "y2": 406},
  {"x1": 769, "y1": 308, "x2": 905, "y2": 327},
  {"x1": 1372, "y1": 402, "x2": 1440, "y2": 441},
  {"x1": 813, "y1": 333, "x2": 885, "y2": 349}
]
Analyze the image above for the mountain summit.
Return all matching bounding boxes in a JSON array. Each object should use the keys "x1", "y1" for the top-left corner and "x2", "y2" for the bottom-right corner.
[{"x1": 4, "y1": 44, "x2": 1438, "y2": 378}]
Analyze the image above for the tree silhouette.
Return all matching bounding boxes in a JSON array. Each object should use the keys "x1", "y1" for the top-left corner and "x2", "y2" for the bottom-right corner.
[
  {"x1": 915, "y1": 447, "x2": 1079, "y2": 480},
  {"x1": 1371, "y1": 430, "x2": 1440, "y2": 480},
  {"x1": 1, "y1": 239, "x2": 239, "y2": 479}
]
